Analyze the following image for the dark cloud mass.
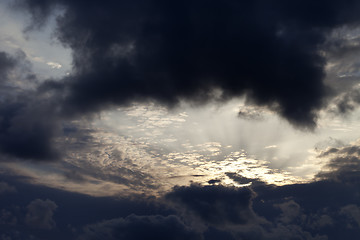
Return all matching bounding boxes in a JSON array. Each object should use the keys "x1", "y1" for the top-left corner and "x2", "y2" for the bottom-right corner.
[
  {"x1": 15, "y1": 0, "x2": 360, "y2": 130},
  {"x1": 0, "y1": 0, "x2": 359, "y2": 160}
]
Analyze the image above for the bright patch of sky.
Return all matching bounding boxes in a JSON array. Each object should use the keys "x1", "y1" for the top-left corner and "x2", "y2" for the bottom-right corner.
[
  {"x1": 0, "y1": 0, "x2": 71, "y2": 79},
  {"x1": 3, "y1": 99, "x2": 360, "y2": 197}
]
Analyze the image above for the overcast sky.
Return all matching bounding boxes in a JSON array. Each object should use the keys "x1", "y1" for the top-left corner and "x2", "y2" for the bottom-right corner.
[{"x1": 0, "y1": 0, "x2": 360, "y2": 239}]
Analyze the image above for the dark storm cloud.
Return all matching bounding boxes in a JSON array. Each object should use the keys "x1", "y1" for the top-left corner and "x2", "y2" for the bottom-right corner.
[
  {"x1": 5, "y1": 0, "x2": 360, "y2": 160},
  {"x1": 15, "y1": 0, "x2": 360, "y2": 130}
]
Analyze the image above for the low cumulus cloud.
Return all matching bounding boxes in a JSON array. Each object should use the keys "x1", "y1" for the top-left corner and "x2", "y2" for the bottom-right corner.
[
  {"x1": 0, "y1": 165, "x2": 359, "y2": 239},
  {"x1": 79, "y1": 214, "x2": 202, "y2": 240},
  {"x1": 77, "y1": 182, "x2": 337, "y2": 239},
  {"x1": 166, "y1": 184, "x2": 258, "y2": 227}
]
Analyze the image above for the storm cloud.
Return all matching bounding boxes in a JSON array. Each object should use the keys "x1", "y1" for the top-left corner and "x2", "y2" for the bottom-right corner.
[
  {"x1": 0, "y1": 0, "x2": 359, "y2": 161},
  {"x1": 14, "y1": 0, "x2": 360, "y2": 130}
]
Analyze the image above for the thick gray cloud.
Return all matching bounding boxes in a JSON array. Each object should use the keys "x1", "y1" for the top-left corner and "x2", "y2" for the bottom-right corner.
[{"x1": 15, "y1": 0, "x2": 360, "y2": 130}]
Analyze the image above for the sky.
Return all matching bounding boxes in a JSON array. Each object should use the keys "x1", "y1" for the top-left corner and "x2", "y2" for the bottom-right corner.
[{"x1": 0, "y1": 0, "x2": 360, "y2": 239}]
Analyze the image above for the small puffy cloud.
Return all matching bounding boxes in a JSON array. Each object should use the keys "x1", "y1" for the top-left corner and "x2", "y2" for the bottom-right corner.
[
  {"x1": 0, "y1": 209, "x2": 17, "y2": 226},
  {"x1": 46, "y1": 62, "x2": 62, "y2": 69},
  {"x1": 0, "y1": 182, "x2": 16, "y2": 194},
  {"x1": 238, "y1": 105, "x2": 267, "y2": 121},
  {"x1": 25, "y1": 199, "x2": 57, "y2": 229},
  {"x1": 265, "y1": 145, "x2": 278, "y2": 149},
  {"x1": 274, "y1": 200, "x2": 302, "y2": 224},
  {"x1": 311, "y1": 214, "x2": 334, "y2": 229},
  {"x1": 340, "y1": 205, "x2": 360, "y2": 227}
]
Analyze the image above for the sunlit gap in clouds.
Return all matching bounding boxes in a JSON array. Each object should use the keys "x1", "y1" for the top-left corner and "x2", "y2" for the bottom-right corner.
[
  {"x1": 85, "y1": 97, "x2": 360, "y2": 192},
  {"x1": 4, "y1": 96, "x2": 360, "y2": 197},
  {"x1": 59, "y1": 99, "x2": 310, "y2": 196}
]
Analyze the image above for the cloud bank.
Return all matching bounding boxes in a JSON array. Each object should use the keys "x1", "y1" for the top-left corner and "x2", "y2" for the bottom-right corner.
[{"x1": 1, "y1": 139, "x2": 360, "y2": 240}]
